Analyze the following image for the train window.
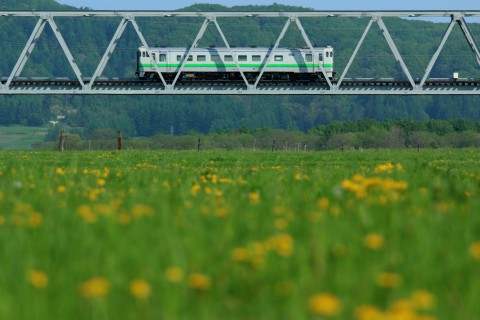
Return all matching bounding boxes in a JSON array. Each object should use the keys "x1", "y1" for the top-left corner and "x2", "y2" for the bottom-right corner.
[
  {"x1": 187, "y1": 55, "x2": 193, "y2": 61},
  {"x1": 211, "y1": 55, "x2": 221, "y2": 62},
  {"x1": 274, "y1": 55, "x2": 283, "y2": 62},
  {"x1": 152, "y1": 53, "x2": 156, "y2": 61},
  {"x1": 319, "y1": 53, "x2": 323, "y2": 61},
  {"x1": 197, "y1": 55, "x2": 206, "y2": 62},
  {"x1": 305, "y1": 54, "x2": 312, "y2": 62},
  {"x1": 159, "y1": 54, "x2": 166, "y2": 62},
  {"x1": 224, "y1": 55, "x2": 233, "y2": 62},
  {"x1": 252, "y1": 55, "x2": 261, "y2": 62},
  {"x1": 238, "y1": 55, "x2": 247, "y2": 62},
  {"x1": 177, "y1": 55, "x2": 182, "y2": 61},
  {"x1": 142, "y1": 52, "x2": 145, "y2": 58}
]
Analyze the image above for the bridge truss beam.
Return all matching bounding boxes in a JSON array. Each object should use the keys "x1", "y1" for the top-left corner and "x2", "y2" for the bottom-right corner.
[{"x1": 1, "y1": 10, "x2": 480, "y2": 95}]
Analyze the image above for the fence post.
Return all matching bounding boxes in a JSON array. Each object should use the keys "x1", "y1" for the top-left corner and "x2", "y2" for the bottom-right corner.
[
  {"x1": 117, "y1": 131, "x2": 122, "y2": 151},
  {"x1": 197, "y1": 138, "x2": 201, "y2": 152},
  {"x1": 58, "y1": 130, "x2": 66, "y2": 151},
  {"x1": 272, "y1": 138, "x2": 276, "y2": 152}
]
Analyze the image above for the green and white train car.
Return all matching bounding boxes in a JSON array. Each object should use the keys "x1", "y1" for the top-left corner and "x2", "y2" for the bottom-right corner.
[{"x1": 136, "y1": 46, "x2": 334, "y2": 83}]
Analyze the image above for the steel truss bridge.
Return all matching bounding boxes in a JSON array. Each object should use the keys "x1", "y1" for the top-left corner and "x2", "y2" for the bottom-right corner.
[{"x1": 1, "y1": 10, "x2": 480, "y2": 95}]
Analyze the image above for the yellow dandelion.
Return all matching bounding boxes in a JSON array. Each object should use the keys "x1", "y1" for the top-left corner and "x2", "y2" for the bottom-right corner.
[
  {"x1": 79, "y1": 277, "x2": 110, "y2": 298},
  {"x1": 232, "y1": 247, "x2": 249, "y2": 262},
  {"x1": 469, "y1": 241, "x2": 480, "y2": 260},
  {"x1": 97, "y1": 178, "x2": 106, "y2": 186},
  {"x1": 268, "y1": 233, "x2": 294, "y2": 257},
  {"x1": 364, "y1": 233, "x2": 384, "y2": 250},
  {"x1": 28, "y1": 270, "x2": 48, "y2": 289},
  {"x1": 76, "y1": 205, "x2": 97, "y2": 223},
  {"x1": 215, "y1": 207, "x2": 228, "y2": 218},
  {"x1": 355, "y1": 305, "x2": 383, "y2": 320},
  {"x1": 316, "y1": 197, "x2": 330, "y2": 209},
  {"x1": 248, "y1": 192, "x2": 260, "y2": 205},
  {"x1": 56, "y1": 185, "x2": 66, "y2": 193},
  {"x1": 411, "y1": 290, "x2": 435, "y2": 310},
  {"x1": 55, "y1": 168, "x2": 66, "y2": 175},
  {"x1": 376, "y1": 272, "x2": 402, "y2": 288},
  {"x1": 308, "y1": 293, "x2": 342, "y2": 316},
  {"x1": 130, "y1": 279, "x2": 151, "y2": 299},
  {"x1": 28, "y1": 212, "x2": 42, "y2": 228},
  {"x1": 274, "y1": 218, "x2": 288, "y2": 230},
  {"x1": 191, "y1": 183, "x2": 201, "y2": 196},
  {"x1": 188, "y1": 273, "x2": 210, "y2": 290},
  {"x1": 165, "y1": 267, "x2": 184, "y2": 283},
  {"x1": 132, "y1": 204, "x2": 154, "y2": 218},
  {"x1": 118, "y1": 213, "x2": 131, "y2": 225}
]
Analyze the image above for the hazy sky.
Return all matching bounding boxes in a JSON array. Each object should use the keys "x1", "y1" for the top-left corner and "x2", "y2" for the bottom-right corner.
[{"x1": 57, "y1": 0, "x2": 480, "y2": 11}]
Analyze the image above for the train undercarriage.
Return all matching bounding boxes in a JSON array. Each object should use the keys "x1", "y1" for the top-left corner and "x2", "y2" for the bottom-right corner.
[{"x1": 138, "y1": 72, "x2": 332, "y2": 84}]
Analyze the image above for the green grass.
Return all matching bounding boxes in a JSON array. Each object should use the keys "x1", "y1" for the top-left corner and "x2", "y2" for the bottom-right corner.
[
  {"x1": 0, "y1": 149, "x2": 479, "y2": 319},
  {"x1": 0, "y1": 126, "x2": 48, "y2": 150}
]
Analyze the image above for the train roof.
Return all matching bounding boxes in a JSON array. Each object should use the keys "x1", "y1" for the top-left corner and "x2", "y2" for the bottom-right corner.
[{"x1": 138, "y1": 46, "x2": 332, "y2": 52}]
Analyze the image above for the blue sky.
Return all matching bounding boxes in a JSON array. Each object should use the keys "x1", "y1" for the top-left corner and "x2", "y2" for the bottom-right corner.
[{"x1": 57, "y1": 0, "x2": 480, "y2": 11}]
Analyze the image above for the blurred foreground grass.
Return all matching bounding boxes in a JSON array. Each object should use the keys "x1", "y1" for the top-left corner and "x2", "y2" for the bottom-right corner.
[{"x1": 0, "y1": 149, "x2": 479, "y2": 319}]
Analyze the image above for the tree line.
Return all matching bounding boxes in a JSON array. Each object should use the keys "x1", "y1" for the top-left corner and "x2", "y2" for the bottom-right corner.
[{"x1": 32, "y1": 118, "x2": 480, "y2": 151}]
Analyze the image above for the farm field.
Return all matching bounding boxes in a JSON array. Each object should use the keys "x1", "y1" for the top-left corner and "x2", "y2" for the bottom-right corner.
[
  {"x1": 0, "y1": 149, "x2": 479, "y2": 319},
  {"x1": 0, "y1": 126, "x2": 48, "y2": 150}
]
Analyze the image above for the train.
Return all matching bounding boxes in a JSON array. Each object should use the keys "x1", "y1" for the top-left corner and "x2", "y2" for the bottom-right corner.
[{"x1": 136, "y1": 46, "x2": 334, "y2": 83}]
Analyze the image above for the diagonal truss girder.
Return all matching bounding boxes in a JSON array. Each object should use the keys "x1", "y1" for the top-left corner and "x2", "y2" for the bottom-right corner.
[{"x1": 1, "y1": 11, "x2": 480, "y2": 94}]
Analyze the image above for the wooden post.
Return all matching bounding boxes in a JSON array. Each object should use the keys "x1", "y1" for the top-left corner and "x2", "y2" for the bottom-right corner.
[
  {"x1": 272, "y1": 138, "x2": 276, "y2": 152},
  {"x1": 197, "y1": 138, "x2": 201, "y2": 152},
  {"x1": 58, "y1": 130, "x2": 66, "y2": 151},
  {"x1": 117, "y1": 131, "x2": 122, "y2": 151}
]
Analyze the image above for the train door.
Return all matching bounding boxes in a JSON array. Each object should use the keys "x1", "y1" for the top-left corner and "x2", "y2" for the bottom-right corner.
[{"x1": 159, "y1": 52, "x2": 168, "y2": 72}]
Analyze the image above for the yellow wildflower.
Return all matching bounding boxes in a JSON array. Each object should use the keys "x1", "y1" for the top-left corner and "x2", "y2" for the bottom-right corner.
[
  {"x1": 249, "y1": 192, "x2": 260, "y2": 205},
  {"x1": 355, "y1": 305, "x2": 383, "y2": 320},
  {"x1": 191, "y1": 183, "x2": 201, "y2": 196},
  {"x1": 28, "y1": 212, "x2": 42, "y2": 228},
  {"x1": 316, "y1": 197, "x2": 330, "y2": 209},
  {"x1": 364, "y1": 233, "x2": 384, "y2": 250},
  {"x1": 28, "y1": 270, "x2": 48, "y2": 289},
  {"x1": 56, "y1": 185, "x2": 66, "y2": 193},
  {"x1": 132, "y1": 204, "x2": 154, "y2": 218},
  {"x1": 232, "y1": 247, "x2": 249, "y2": 262},
  {"x1": 165, "y1": 267, "x2": 184, "y2": 283},
  {"x1": 130, "y1": 279, "x2": 151, "y2": 299},
  {"x1": 55, "y1": 168, "x2": 66, "y2": 175},
  {"x1": 376, "y1": 272, "x2": 402, "y2": 288},
  {"x1": 97, "y1": 178, "x2": 106, "y2": 186},
  {"x1": 469, "y1": 241, "x2": 480, "y2": 260},
  {"x1": 268, "y1": 233, "x2": 294, "y2": 257},
  {"x1": 118, "y1": 213, "x2": 131, "y2": 225},
  {"x1": 274, "y1": 218, "x2": 288, "y2": 230},
  {"x1": 411, "y1": 290, "x2": 435, "y2": 310},
  {"x1": 77, "y1": 205, "x2": 96, "y2": 223},
  {"x1": 79, "y1": 277, "x2": 110, "y2": 298},
  {"x1": 188, "y1": 273, "x2": 210, "y2": 290},
  {"x1": 308, "y1": 293, "x2": 342, "y2": 316}
]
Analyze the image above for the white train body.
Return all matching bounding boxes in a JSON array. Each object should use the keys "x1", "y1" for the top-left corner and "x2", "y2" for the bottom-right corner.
[{"x1": 136, "y1": 46, "x2": 334, "y2": 82}]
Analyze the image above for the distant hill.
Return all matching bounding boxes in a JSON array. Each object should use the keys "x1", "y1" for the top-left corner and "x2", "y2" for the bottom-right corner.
[{"x1": 1, "y1": 0, "x2": 480, "y2": 139}]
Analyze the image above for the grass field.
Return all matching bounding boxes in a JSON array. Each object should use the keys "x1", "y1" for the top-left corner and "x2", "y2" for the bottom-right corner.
[
  {"x1": 0, "y1": 149, "x2": 479, "y2": 319},
  {"x1": 0, "y1": 126, "x2": 48, "y2": 150}
]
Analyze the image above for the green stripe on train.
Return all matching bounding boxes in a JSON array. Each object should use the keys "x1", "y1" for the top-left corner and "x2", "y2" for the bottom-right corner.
[{"x1": 140, "y1": 63, "x2": 334, "y2": 68}]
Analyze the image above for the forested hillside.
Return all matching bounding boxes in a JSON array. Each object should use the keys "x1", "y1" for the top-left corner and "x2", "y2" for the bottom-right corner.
[{"x1": 1, "y1": 0, "x2": 480, "y2": 139}]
